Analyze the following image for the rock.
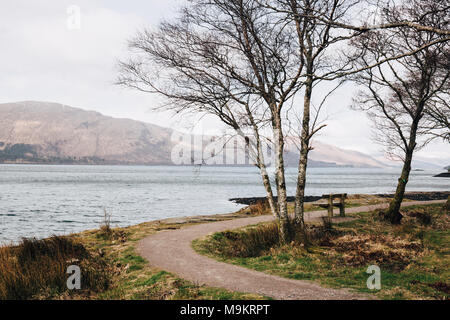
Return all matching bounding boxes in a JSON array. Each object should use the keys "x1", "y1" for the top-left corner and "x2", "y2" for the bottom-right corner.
[{"x1": 434, "y1": 172, "x2": 450, "y2": 178}]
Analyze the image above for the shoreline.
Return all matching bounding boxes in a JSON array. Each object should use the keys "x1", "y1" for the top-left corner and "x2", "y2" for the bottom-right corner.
[
  {"x1": 1, "y1": 195, "x2": 447, "y2": 300},
  {"x1": 434, "y1": 172, "x2": 450, "y2": 178},
  {"x1": 1, "y1": 191, "x2": 449, "y2": 244},
  {"x1": 230, "y1": 191, "x2": 450, "y2": 205}
]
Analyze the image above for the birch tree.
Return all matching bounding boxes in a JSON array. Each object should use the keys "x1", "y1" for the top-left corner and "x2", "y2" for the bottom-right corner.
[
  {"x1": 118, "y1": 0, "x2": 306, "y2": 243},
  {"x1": 352, "y1": 0, "x2": 450, "y2": 223},
  {"x1": 118, "y1": 0, "x2": 449, "y2": 241}
]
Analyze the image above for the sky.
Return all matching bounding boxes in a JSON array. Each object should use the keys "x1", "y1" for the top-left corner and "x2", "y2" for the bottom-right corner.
[{"x1": 0, "y1": 0, "x2": 448, "y2": 163}]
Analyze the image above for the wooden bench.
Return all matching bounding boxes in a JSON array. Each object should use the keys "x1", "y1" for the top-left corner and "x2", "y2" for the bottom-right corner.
[{"x1": 316, "y1": 193, "x2": 347, "y2": 217}]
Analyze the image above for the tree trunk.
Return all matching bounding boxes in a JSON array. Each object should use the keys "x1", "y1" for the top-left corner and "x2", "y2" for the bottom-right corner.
[
  {"x1": 293, "y1": 74, "x2": 313, "y2": 243},
  {"x1": 240, "y1": 109, "x2": 280, "y2": 221},
  {"x1": 243, "y1": 127, "x2": 279, "y2": 220},
  {"x1": 260, "y1": 164, "x2": 279, "y2": 219},
  {"x1": 273, "y1": 114, "x2": 291, "y2": 244},
  {"x1": 386, "y1": 149, "x2": 413, "y2": 224},
  {"x1": 386, "y1": 108, "x2": 422, "y2": 224}
]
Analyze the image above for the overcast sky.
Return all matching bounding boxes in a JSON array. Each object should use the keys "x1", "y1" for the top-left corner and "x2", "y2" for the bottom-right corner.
[{"x1": 0, "y1": 0, "x2": 448, "y2": 162}]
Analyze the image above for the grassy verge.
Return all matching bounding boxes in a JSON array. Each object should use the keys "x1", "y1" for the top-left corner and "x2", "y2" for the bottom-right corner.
[
  {"x1": 194, "y1": 203, "x2": 449, "y2": 300},
  {"x1": 73, "y1": 216, "x2": 266, "y2": 300},
  {"x1": 0, "y1": 209, "x2": 267, "y2": 300}
]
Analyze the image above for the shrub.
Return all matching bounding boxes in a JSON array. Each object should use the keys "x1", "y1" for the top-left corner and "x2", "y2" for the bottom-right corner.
[
  {"x1": 249, "y1": 200, "x2": 270, "y2": 215},
  {"x1": 203, "y1": 222, "x2": 280, "y2": 258},
  {"x1": 96, "y1": 209, "x2": 127, "y2": 242},
  {"x1": 202, "y1": 218, "x2": 342, "y2": 258},
  {"x1": 99, "y1": 208, "x2": 112, "y2": 237},
  {"x1": 0, "y1": 236, "x2": 111, "y2": 300}
]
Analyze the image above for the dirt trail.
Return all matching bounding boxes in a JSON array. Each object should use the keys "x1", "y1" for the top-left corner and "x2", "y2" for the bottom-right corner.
[{"x1": 138, "y1": 200, "x2": 444, "y2": 300}]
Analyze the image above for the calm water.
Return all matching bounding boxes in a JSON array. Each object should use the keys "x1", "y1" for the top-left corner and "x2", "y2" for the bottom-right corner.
[{"x1": 0, "y1": 165, "x2": 448, "y2": 243}]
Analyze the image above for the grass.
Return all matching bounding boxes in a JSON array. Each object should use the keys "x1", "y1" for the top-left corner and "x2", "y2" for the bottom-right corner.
[
  {"x1": 0, "y1": 208, "x2": 267, "y2": 300},
  {"x1": 84, "y1": 224, "x2": 266, "y2": 300},
  {"x1": 205, "y1": 223, "x2": 280, "y2": 258},
  {"x1": 194, "y1": 203, "x2": 449, "y2": 300},
  {"x1": 0, "y1": 194, "x2": 431, "y2": 300},
  {"x1": 0, "y1": 236, "x2": 110, "y2": 300},
  {"x1": 237, "y1": 194, "x2": 391, "y2": 217},
  {"x1": 65, "y1": 210, "x2": 267, "y2": 300}
]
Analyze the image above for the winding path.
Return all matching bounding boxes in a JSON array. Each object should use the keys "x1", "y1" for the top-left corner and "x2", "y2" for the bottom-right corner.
[{"x1": 138, "y1": 200, "x2": 444, "y2": 300}]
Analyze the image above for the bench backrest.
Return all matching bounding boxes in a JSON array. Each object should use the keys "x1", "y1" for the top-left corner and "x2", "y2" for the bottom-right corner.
[{"x1": 322, "y1": 193, "x2": 347, "y2": 199}]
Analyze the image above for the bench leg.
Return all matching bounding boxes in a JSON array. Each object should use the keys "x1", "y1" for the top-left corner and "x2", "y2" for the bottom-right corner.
[
  {"x1": 339, "y1": 197, "x2": 345, "y2": 217},
  {"x1": 328, "y1": 197, "x2": 333, "y2": 218},
  {"x1": 340, "y1": 204, "x2": 345, "y2": 217}
]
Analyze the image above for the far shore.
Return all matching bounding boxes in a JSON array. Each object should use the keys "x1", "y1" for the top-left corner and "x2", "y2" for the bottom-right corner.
[
  {"x1": 231, "y1": 191, "x2": 450, "y2": 205},
  {"x1": 0, "y1": 161, "x2": 448, "y2": 171},
  {"x1": 435, "y1": 172, "x2": 450, "y2": 178}
]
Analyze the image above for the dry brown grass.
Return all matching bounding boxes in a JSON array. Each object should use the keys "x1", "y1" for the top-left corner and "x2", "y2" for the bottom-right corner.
[
  {"x1": 327, "y1": 234, "x2": 424, "y2": 271},
  {"x1": 444, "y1": 196, "x2": 450, "y2": 212},
  {"x1": 201, "y1": 222, "x2": 280, "y2": 258},
  {"x1": 0, "y1": 236, "x2": 111, "y2": 300},
  {"x1": 249, "y1": 200, "x2": 270, "y2": 216}
]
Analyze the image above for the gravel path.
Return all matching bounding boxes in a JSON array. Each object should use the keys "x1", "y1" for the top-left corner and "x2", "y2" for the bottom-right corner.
[{"x1": 138, "y1": 200, "x2": 444, "y2": 300}]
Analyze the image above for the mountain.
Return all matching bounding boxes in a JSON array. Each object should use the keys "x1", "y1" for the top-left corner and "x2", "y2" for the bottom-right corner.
[
  {"x1": 0, "y1": 101, "x2": 172, "y2": 164},
  {"x1": 0, "y1": 101, "x2": 386, "y2": 167},
  {"x1": 308, "y1": 141, "x2": 386, "y2": 168}
]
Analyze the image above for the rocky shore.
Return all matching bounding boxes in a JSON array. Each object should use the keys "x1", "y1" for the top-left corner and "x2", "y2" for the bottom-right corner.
[
  {"x1": 230, "y1": 196, "x2": 322, "y2": 205},
  {"x1": 377, "y1": 191, "x2": 450, "y2": 201},
  {"x1": 230, "y1": 191, "x2": 450, "y2": 205},
  {"x1": 434, "y1": 172, "x2": 450, "y2": 178}
]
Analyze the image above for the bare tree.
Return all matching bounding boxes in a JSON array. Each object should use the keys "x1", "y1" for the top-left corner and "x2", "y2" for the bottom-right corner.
[
  {"x1": 119, "y1": 0, "x2": 371, "y2": 243},
  {"x1": 298, "y1": 0, "x2": 450, "y2": 37},
  {"x1": 118, "y1": 0, "x2": 449, "y2": 240},
  {"x1": 352, "y1": 0, "x2": 450, "y2": 223},
  {"x1": 424, "y1": 86, "x2": 450, "y2": 141},
  {"x1": 118, "y1": 0, "x2": 306, "y2": 243},
  {"x1": 259, "y1": 0, "x2": 377, "y2": 232}
]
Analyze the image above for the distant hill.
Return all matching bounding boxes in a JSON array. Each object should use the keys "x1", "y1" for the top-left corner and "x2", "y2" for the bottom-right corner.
[
  {"x1": 308, "y1": 141, "x2": 386, "y2": 168},
  {"x1": 0, "y1": 101, "x2": 172, "y2": 164},
  {"x1": 0, "y1": 101, "x2": 387, "y2": 167}
]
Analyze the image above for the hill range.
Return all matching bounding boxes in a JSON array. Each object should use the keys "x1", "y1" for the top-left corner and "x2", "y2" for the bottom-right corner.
[{"x1": 0, "y1": 101, "x2": 437, "y2": 168}]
